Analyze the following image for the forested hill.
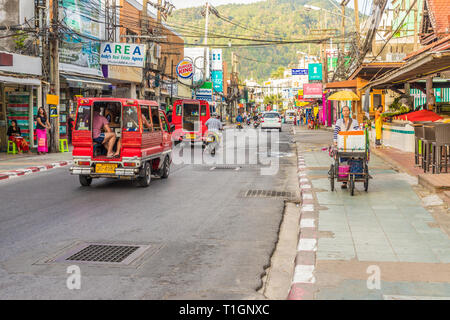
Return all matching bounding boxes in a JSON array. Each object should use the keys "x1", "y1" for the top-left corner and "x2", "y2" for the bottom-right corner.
[{"x1": 169, "y1": 0, "x2": 357, "y2": 82}]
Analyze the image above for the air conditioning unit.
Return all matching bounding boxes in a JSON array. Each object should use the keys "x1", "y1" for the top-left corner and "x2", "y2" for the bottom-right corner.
[{"x1": 386, "y1": 53, "x2": 406, "y2": 62}]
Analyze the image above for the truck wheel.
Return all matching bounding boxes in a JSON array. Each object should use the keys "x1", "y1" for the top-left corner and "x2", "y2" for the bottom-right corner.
[
  {"x1": 79, "y1": 175, "x2": 92, "y2": 187},
  {"x1": 159, "y1": 156, "x2": 170, "y2": 179},
  {"x1": 137, "y1": 161, "x2": 151, "y2": 187}
]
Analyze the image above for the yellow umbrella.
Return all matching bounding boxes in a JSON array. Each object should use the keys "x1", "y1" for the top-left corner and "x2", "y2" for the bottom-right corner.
[{"x1": 327, "y1": 90, "x2": 360, "y2": 101}]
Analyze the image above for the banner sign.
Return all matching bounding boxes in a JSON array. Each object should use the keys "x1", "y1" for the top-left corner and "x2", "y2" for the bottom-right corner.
[
  {"x1": 211, "y1": 49, "x2": 223, "y2": 71},
  {"x1": 211, "y1": 70, "x2": 223, "y2": 93},
  {"x1": 308, "y1": 63, "x2": 323, "y2": 81},
  {"x1": 303, "y1": 83, "x2": 323, "y2": 98},
  {"x1": 176, "y1": 59, "x2": 194, "y2": 79},
  {"x1": 100, "y1": 43, "x2": 146, "y2": 67},
  {"x1": 59, "y1": 0, "x2": 102, "y2": 76},
  {"x1": 196, "y1": 81, "x2": 213, "y2": 101},
  {"x1": 292, "y1": 69, "x2": 308, "y2": 75}
]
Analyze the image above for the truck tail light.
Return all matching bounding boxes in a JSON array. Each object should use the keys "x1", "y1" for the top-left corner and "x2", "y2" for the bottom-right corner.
[
  {"x1": 78, "y1": 161, "x2": 90, "y2": 166},
  {"x1": 278, "y1": 117, "x2": 281, "y2": 122},
  {"x1": 123, "y1": 162, "x2": 136, "y2": 167}
]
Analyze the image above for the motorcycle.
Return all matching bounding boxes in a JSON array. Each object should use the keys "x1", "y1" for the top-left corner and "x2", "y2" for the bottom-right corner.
[
  {"x1": 236, "y1": 122, "x2": 243, "y2": 130},
  {"x1": 253, "y1": 120, "x2": 260, "y2": 128},
  {"x1": 246, "y1": 118, "x2": 251, "y2": 126},
  {"x1": 205, "y1": 131, "x2": 221, "y2": 155}
]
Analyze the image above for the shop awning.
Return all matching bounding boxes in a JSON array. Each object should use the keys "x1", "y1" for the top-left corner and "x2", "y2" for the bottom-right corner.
[
  {"x1": 61, "y1": 74, "x2": 111, "y2": 88},
  {"x1": 363, "y1": 52, "x2": 450, "y2": 90},
  {"x1": 325, "y1": 80, "x2": 357, "y2": 89},
  {"x1": 0, "y1": 75, "x2": 41, "y2": 86}
]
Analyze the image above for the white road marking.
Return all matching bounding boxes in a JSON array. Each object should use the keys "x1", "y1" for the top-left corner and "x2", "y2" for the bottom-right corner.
[
  {"x1": 297, "y1": 238, "x2": 317, "y2": 252},
  {"x1": 292, "y1": 265, "x2": 316, "y2": 284},
  {"x1": 300, "y1": 219, "x2": 315, "y2": 228}
]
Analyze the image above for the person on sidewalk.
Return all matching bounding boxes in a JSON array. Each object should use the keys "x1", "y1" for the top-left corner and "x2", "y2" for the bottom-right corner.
[
  {"x1": 36, "y1": 107, "x2": 51, "y2": 155},
  {"x1": 375, "y1": 105, "x2": 383, "y2": 146},
  {"x1": 333, "y1": 105, "x2": 360, "y2": 189},
  {"x1": 7, "y1": 120, "x2": 31, "y2": 154}
]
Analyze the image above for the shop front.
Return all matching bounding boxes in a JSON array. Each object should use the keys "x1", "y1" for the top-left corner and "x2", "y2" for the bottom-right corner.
[{"x1": 0, "y1": 53, "x2": 42, "y2": 152}]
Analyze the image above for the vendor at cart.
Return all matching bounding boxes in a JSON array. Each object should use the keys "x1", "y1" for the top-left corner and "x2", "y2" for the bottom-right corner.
[{"x1": 333, "y1": 105, "x2": 360, "y2": 189}]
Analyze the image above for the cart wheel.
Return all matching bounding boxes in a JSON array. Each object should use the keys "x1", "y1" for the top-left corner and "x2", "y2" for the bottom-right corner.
[
  {"x1": 329, "y1": 164, "x2": 335, "y2": 191},
  {"x1": 350, "y1": 175, "x2": 355, "y2": 196},
  {"x1": 364, "y1": 166, "x2": 369, "y2": 192},
  {"x1": 79, "y1": 175, "x2": 92, "y2": 187}
]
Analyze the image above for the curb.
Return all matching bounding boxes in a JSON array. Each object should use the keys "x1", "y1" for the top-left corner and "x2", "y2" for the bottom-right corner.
[
  {"x1": 287, "y1": 146, "x2": 319, "y2": 300},
  {"x1": 0, "y1": 160, "x2": 73, "y2": 181}
]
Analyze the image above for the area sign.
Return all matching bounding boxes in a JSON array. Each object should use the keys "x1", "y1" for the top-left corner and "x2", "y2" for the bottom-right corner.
[{"x1": 100, "y1": 43, "x2": 146, "y2": 67}]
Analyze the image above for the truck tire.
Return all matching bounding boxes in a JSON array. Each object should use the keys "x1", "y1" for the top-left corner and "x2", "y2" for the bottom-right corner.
[
  {"x1": 159, "y1": 156, "x2": 170, "y2": 179},
  {"x1": 79, "y1": 175, "x2": 92, "y2": 187},
  {"x1": 137, "y1": 161, "x2": 151, "y2": 187}
]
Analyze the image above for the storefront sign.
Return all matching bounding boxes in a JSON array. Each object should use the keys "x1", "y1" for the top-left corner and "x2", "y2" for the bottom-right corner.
[
  {"x1": 100, "y1": 43, "x2": 146, "y2": 67},
  {"x1": 303, "y1": 83, "x2": 323, "y2": 98},
  {"x1": 50, "y1": 106, "x2": 58, "y2": 117},
  {"x1": 106, "y1": 65, "x2": 143, "y2": 83},
  {"x1": 176, "y1": 59, "x2": 194, "y2": 79},
  {"x1": 291, "y1": 69, "x2": 308, "y2": 75},
  {"x1": 46, "y1": 94, "x2": 59, "y2": 105},
  {"x1": 308, "y1": 63, "x2": 322, "y2": 81},
  {"x1": 211, "y1": 70, "x2": 223, "y2": 93},
  {"x1": 196, "y1": 82, "x2": 213, "y2": 101}
]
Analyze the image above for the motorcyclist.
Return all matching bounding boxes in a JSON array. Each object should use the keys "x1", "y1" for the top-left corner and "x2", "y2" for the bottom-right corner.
[
  {"x1": 236, "y1": 114, "x2": 243, "y2": 124},
  {"x1": 205, "y1": 113, "x2": 223, "y2": 132}
]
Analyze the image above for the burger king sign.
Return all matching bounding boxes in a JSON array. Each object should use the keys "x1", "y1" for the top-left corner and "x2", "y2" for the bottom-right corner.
[{"x1": 176, "y1": 59, "x2": 194, "y2": 79}]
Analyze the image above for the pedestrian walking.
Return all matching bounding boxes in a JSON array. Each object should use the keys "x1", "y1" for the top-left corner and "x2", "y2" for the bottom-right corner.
[
  {"x1": 375, "y1": 105, "x2": 383, "y2": 146},
  {"x1": 36, "y1": 107, "x2": 51, "y2": 155},
  {"x1": 68, "y1": 113, "x2": 74, "y2": 145}
]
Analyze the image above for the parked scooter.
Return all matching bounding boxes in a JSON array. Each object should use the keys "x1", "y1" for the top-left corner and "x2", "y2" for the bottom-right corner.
[
  {"x1": 237, "y1": 122, "x2": 243, "y2": 130},
  {"x1": 253, "y1": 119, "x2": 260, "y2": 128},
  {"x1": 247, "y1": 118, "x2": 251, "y2": 126}
]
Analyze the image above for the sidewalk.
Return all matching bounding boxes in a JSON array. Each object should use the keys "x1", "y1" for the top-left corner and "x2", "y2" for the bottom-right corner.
[
  {"x1": 371, "y1": 145, "x2": 450, "y2": 204},
  {"x1": 289, "y1": 125, "x2": 450, "y2": 300},
  {"x1": 0, "y1": 147, "x2": 73, "y2": 180}
]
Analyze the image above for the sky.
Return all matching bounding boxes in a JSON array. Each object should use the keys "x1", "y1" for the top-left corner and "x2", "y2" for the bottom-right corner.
[{"x1": 169, "y1": 0, "x2": 374, "y2": 14}]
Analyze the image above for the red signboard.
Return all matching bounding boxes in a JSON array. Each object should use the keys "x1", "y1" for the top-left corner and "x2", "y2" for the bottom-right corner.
[{"x1": 303, "y1": 83, "x2": 323, "y2": 98}]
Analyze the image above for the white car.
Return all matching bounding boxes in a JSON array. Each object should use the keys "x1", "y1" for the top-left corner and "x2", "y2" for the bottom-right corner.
[
  {"x1": 285, "y1": 111, "x2": 296, "y2": 123},
  {"x1": 261, "y1": 112, "x2": 282, "y2": 131}
]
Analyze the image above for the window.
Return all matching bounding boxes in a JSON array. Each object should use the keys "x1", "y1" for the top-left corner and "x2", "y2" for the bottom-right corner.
[
  {"x1": 75, "y1": 105, "x2": 91, "y2": 130},
  {"x1": 151, "y1": 106, "x2": 161, "y2": 131},
  {"x1": 160, "y1": 113, "x2": 169, "y2": 132},
  {"x1": 123, "y1": 106, "x2": 139, "y2": 132},
  {"x1": 183, "y1": 103, "x2": 199, "y2": 131},
  {"x1": 140, "y1": 105, "x2": 152, "y2": 132},
  {"x1": 263, "y1": 113, "x2": 279, "y2": 119},
  {"x1": 201, "y1": 105, "x2": 207, "y2": 116}
]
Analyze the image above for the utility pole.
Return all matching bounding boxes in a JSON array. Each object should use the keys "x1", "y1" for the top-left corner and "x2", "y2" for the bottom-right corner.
[
  {"x1": 413, "y1": 0, "x2": 418, "y2": 51},
  {"x1": 156, "y1": 0, "x2": 162, "y2": 106},
  {"x1": 353, "y1": 0, "x2": 361, "y2": 52},
  {"x1": 203, "y1": 2, "x2": 210, "y2": 83},
  {"x1": 50, "y1": 0, "x2": 60, "y2": 152}
]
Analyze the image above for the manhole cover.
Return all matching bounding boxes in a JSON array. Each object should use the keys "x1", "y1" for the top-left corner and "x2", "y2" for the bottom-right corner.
[
  {"x1": 244, "y1": 189, "x2": 295, "y2": 199},
  {"x1": 50, "y1": 242, "x2": 152, "y2": 266}
]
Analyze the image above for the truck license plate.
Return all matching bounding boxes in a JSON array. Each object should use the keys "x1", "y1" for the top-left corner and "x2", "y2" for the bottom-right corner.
[
  {"x1": 186, "y1": 134, "x2": 196, "y2": 139},
  {"x1": 95, "y1": 163, "x2": 117, "y2": 174}
]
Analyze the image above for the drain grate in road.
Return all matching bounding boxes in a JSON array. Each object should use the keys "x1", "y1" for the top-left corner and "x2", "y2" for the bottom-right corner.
[
  {"x1": 50, "y1": 242, "x2": 152, "y2": 266},
  {"x1": 66, "y1": 244, "x2": 139, "y2": 263},
  {"x1": 244, "y1": 189, "x2": 294, "y2": 199}
]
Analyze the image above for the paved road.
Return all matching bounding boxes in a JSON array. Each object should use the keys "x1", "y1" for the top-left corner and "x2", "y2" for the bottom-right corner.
[
  {"x1": 293, "y1": 126, "x2": 450, "y2": 299},
  {"x1": 0, "y1": 125, "x2": 297, "y2": 299}
]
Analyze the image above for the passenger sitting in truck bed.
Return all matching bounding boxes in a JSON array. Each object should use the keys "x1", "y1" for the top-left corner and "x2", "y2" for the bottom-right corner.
[{"x1": 93, "y1": 108, "x2": 116, "y2": 158}]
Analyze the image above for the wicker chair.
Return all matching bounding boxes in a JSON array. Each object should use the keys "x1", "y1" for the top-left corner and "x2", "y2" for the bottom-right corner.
[{"x1": 432, "y1": 123, "x2": 450, "y2": 174}]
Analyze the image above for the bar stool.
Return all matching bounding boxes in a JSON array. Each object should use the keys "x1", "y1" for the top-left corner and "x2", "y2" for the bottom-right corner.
[
  {"x1": 423, "y1": 124, "x2": 438, "y2": 173},
  {"x1": 412, "y1": 122, "x2": 426, "y2": 166},
  {"x1": 59, "y1": 139, "x2": 69, "y2": 153},
  {"x1": 432, "y1": 123, "x2": 450, "y2": 174},
  {"x1": 7, "y1": 140, "x2": 17, "y2": 154}
]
